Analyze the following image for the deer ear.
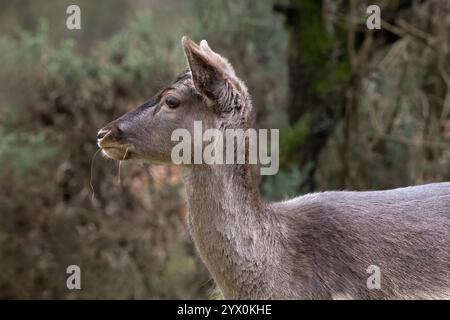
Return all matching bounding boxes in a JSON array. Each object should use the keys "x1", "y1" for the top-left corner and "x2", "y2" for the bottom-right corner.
[{"x1": 181, "y1": 36, "x2": 237, "y2": 105}]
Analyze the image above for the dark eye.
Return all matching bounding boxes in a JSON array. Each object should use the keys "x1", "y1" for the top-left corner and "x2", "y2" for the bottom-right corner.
[{"x1": 165, "y1": 95, "x2": 180, "y2": 108}]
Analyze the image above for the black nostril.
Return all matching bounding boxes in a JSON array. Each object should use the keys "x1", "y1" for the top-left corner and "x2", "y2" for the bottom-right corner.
[{"x1": 97, "y1": 129, "x2": 110, "y2": 140}]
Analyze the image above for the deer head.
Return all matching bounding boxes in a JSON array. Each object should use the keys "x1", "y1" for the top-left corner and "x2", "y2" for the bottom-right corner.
[{"x1": 97, "y1": 36, "x2": 253, "y2": 164}]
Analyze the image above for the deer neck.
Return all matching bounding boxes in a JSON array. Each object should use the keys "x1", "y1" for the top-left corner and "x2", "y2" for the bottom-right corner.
[{"x1": 182, "y1": 163, "x2": 276, "y2": 298}]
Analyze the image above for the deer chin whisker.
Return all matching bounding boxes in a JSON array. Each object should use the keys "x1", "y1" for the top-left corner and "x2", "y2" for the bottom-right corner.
[
  {"x1": 117, "y1": 147, "x2": 130, "y2": 184},
  {"x1": 89, "y1": 148, "x2": 102, "y2": 202}
]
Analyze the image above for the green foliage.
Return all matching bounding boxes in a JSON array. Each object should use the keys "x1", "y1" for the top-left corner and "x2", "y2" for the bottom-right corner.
[
  {"x1": 0, "y1": 127, "x2": 56, "y2": 175},
  {"x1": 47, "y1": 39, "x2": 92, "y2": 86},
  {"x1": 263, "y1": 165, "x2": 311, "y2": 200},
  {"x1": 292, "y1": 0, "x2": 335, "y2": 65},
  {"x1": 102, "y1": 12, "x2": 184, "y2": 95},
  {"x1": 279, "y1": 114, "x2": 311, "y2": 166},
  {"x1": 315, "y1": 58, "x2": 351, "y2": 94}
]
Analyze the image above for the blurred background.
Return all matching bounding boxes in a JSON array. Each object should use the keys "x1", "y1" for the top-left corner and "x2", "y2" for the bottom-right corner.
[{"x1": 0, "y1": 0, "x2": 449, "y2": 299}]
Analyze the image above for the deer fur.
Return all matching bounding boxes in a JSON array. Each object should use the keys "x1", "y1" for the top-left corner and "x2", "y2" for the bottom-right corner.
[{"x1": 97, "y1": 36, "x2": 450, "y2": 299}]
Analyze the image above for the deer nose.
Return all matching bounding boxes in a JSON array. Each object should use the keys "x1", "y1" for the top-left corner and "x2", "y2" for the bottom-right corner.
[{"x1": 97, "y1": 128, "x2": 110, "y2": 140}]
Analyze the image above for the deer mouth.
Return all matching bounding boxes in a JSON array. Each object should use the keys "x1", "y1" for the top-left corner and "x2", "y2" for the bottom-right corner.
[
  {"x1": 97, "y1": 130, "x2": 138, "y2": 161},
  {"x1": 101, "y1": 146, "x2": 130, "y2": 160},
  {"x1": 98, "y1": 141, "x2": 137, "y2": 161}
]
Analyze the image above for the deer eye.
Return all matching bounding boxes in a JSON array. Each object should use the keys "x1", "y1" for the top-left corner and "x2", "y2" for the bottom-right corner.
[{"x1": 165, "y1": 95, "x2": 180, "y2": 109}]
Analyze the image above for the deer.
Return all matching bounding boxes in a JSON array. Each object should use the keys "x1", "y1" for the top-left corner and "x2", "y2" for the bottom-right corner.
[{"x1": 97, "y1": 36, "x2": 450, "y2": 299}]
